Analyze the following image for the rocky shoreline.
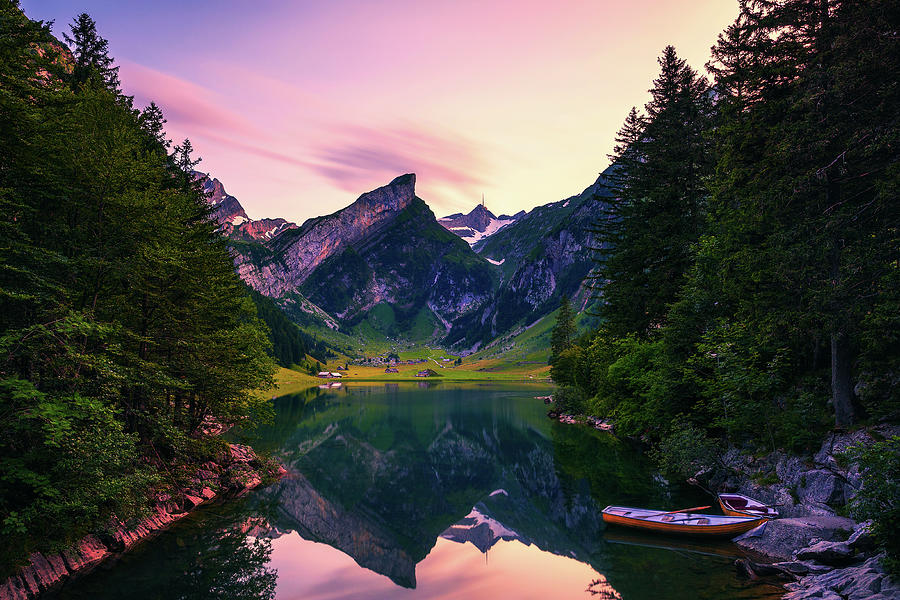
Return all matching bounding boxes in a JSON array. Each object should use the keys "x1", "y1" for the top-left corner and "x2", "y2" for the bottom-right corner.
[
  {"x1": 0, "y1": 443, "x2": 284, "y2": 600},
  {"x1": 550, "y1": 408, "x2": 899, "y2": 599},
  {"x1": 717, "y1": 425, "x2": 900, "y2": 600}
]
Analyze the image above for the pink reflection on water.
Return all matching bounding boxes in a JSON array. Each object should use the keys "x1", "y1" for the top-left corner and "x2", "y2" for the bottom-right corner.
[{"x1": 266, "y1": 533, "x2": 616, "y2": 600}]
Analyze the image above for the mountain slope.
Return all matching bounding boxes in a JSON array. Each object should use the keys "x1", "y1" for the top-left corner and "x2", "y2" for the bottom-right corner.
[
  {"x1": 228, "y1": 175, "x2": 497, "y2": 342},
  {"x1": 443, "y1": 166, "x2": 615, "y2": 350}
]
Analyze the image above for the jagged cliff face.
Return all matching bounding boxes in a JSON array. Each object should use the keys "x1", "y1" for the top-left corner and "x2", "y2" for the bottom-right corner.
[
  {"x1": 224, "y1": 174, "x2": 496, "y2": 336},
  {"x1": 199, "y1": 166, "x2": 611, "y2": 347},
  {"x1": 198, "y1": 173, "x2": 297, "y2": 242},
  {"x1": 245, "y1": 174, "x2": 420, "y2": 295}
]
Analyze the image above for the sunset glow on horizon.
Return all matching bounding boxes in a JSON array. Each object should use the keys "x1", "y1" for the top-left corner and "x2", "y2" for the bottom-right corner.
[{"x1": 23, "y1": 0, "x2": 739, "y2": 223}]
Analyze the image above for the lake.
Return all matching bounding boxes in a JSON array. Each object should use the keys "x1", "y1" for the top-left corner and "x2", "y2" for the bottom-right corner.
[{"x1": 57, "y1": 383, "x2": 783, "y2": 599}]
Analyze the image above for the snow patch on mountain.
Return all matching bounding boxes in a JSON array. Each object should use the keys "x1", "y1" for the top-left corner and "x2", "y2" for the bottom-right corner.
[{"x1": 439, "y1": 203, "x2": 520, "y2": 246}]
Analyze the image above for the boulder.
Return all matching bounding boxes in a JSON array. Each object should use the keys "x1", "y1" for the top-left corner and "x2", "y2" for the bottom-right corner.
[
  {"x1": 0, "y1": 576, "x2": 31, "y2": 600},
  {"x1": 733, "y1": 516, "x2": 855, "y2": 561},
  {"x1": 776, "y1": 455, "x2": 806, "y2": 487},
  {"x1": 796, "y1": 469, "x2": 846, "y2": 506},
  {"x1": 60, "y1": 535, "x2": 109, "y2": 573},
  {"x1": 772, "y1": 561, "x2": 833, "y2": 576},
  {"x1": 796, "y1": 540, "x2": 854, "y2": 565},
  {"x1": 795, "y1": 499, "x2": 839, "y2": 518},
  {"x1": 847, "y1": 521, "x2": 876, "y2": 552},
  {"x1": 182, "y1": 493, "x2": 205, "y2": 509},
  {"x1": 228, "y1": 443, "x2": 256, "y2": 464}
]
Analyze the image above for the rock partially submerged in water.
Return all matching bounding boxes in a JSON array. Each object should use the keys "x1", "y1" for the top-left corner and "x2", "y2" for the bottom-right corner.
[{"x1": 733, "y1": 516, "x2": 855, "y2": 561}]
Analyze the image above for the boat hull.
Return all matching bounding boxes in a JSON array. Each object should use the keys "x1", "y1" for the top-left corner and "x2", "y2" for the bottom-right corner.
[
  {"x1": 602, "y1": 506, "x2": 766, "y2": 538},
  {"x1": 718, "y1": 494, "x2": 778, "y2": 519}
]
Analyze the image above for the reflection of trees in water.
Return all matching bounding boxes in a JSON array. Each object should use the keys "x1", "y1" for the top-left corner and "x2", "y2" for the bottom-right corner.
[
  {"x1": 587, "y1": 576, "x2": 623, "y2": 600},
  {"x1": 56, "y1": 502, "x2": 277, "y2": 600},
  {"x1": 550, "y1": 423, "x2": 672, "y2": 508},
  {"x1": 173, "y1": 529, "x2": 276, "y2": 600}
]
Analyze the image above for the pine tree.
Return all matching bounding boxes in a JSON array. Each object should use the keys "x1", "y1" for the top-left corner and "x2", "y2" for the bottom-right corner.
[
  {"x1": 550, "y1": 295, "x2": 576, "y2": 365},
  {"x1": 64, "y1": 13, "x2": 120, "y2": 92},
  {"x1": 138, "y1": 102, "x2": 169, "y2": 153},
  {"x1": 705, "y1": 0, "x2": 900, "y2": 427},
  {"x1": 0, "y1": 5, "x2": 276, "y2": 566},
  {"x1": 595, "y1": 46, "x2": 713, "y2": 338}
]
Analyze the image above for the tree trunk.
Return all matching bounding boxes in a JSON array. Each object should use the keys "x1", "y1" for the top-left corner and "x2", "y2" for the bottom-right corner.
[{"x1": 831, "y1": 331, "x2": 853, "y2": 428}]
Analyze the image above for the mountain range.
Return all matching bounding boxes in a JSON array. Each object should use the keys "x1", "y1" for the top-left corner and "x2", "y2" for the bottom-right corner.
[{"x1": 200, "y1": 167, "x2": 614, "y2": 353}]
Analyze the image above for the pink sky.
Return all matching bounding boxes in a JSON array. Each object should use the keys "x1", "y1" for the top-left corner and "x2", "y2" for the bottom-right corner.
[{"x1": 25, "y1": 1, "x2": 739, "y2": 223}]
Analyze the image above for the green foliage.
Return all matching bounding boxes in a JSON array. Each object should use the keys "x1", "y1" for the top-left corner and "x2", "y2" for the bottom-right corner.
[
  {"x1": 651, "y1": 420, "x2": 717, "y2": 481},
  {"x1": 0, "y1": 379, "x2": 158, "y2": 565},
  {"x1": 549, "y1": 295, "x2": 575, "y2": 365},
  {"x1": 844, "y1": 437, "x2": 900, "y2": 575},
  {"x1": 595, "y1": 46, "x2": 713, "y2": 337},
  {"x1": 247, "y1": 287, "x2": 332, "y2": 366},
  {"x1": 0, "y1": 5, "x2": 275, "y2": 570},
  {"x1": 563, "y1": 0, "x2": 899, "y2": 452},
  {"x1": 552, "y1": 385, "x2": 588, "y2": 416}
]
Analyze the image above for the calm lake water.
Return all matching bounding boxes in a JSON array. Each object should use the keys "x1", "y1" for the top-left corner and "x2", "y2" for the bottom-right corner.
[{"x1": 58, "y1": 383, "x2": 783, "y2": 600}]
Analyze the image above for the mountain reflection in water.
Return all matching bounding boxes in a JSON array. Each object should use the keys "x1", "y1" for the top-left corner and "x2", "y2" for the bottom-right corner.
[{"x1": 56, "y1": 383, "x2": 782, "y2": 600}]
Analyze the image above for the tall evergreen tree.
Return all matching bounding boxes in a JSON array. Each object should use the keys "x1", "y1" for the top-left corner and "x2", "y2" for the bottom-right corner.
[
  {"x1": 596, "y1": 46, "x2": 713, "y2": 338},
  {"x1": 0, "y1": 5, "x2": 276, "y2": 567},
  {"x1": 706, "y1": 0, "x2": 900, "y2": 426},
  {"x1": 63, "y1": 12, "x2": 120, "y2": 92},
  {"x1": 550, "y1": 295, "x2": 576, "y2": 365}
]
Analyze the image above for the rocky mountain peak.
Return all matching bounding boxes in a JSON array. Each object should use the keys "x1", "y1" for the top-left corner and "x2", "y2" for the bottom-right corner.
[
  {"x1": 347, "y1": 173, "x2": 417, "y2": 218},
  {"x1": 439, "y1": 200, "x2": 517, "y2": 246},
  {"x1": 196, "y1": 172, "x2": 249, "y2": 226},
  {"x1": 193, "y1": 171, "x2": 296, "y2": 242}
]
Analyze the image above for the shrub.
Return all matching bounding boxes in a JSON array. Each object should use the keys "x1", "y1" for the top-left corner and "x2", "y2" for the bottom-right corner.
[
  {"x1": 844, "y1": 436, "x2": 900, "y2": 575},
  {"x1": 652, "y1": 419, "x2": 718, "y2": 480}
]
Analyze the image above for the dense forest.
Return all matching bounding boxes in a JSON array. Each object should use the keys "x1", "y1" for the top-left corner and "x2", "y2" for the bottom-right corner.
[
  {"x1": 551, "y1": 0, "x2": 898, "y2": 567},
  {"x1": 0, "y1": 5, "x2": 277, "y2": 569},
  {"x1": 247, "y1": 288, "x2": 331, "y2": 368}
]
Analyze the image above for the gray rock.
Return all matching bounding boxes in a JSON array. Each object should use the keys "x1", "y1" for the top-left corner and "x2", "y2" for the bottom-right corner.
[
  {"x1": 777, "y1": 455, "x2": 806, "y2": 488},
  {"x1": 796, "y1": 540, "x2": 854, "y2": 565},
  {"x1": 796, "y1": 499, "x2": 840, "y2": 517},
  {"x1": 797, "y1": 469, "x2": 846, "y2": 506},
  {"x1": 773, "y1": 561, "x2": 833, "y2": 576},
  {"x1": 733, "y1": 516, "x2": 856, "y2": 561},
  {"x1": 784, "y1": 586, "x2": 843, "y2": 600},
  {"x1": 847, "y1": 521, "x2": 877, "y2": 552},
  {"x1": 784, "y1": 553, "x2": 899, "y2": 600}
]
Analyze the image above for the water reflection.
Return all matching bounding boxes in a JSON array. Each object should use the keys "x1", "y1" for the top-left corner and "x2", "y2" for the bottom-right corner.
[
  {"x1": 56, "y1": 502, "x2": 278, "y2": 600},
  {"x1": 57, "y1": 384, "x2": 782, "y2": 600}
]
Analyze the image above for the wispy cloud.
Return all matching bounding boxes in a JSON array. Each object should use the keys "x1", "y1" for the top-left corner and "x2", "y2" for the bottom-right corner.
[
  {"x1": 308, "y1": 124, "x2": 492, "y2": 206},
  {"x1": 119, "y1": 60, "x2": 260, "y2": 141}
]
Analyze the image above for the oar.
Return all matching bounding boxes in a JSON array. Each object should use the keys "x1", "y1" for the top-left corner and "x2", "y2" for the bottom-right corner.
[
  {"x1": 655, "y1": 505, "x2": 711, "y2": 515},
  {"x1": 638, "y1": 505, "x2": 711, "y2": 519}
]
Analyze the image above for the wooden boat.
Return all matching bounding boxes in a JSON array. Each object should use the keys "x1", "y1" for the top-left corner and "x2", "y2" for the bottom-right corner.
[
  {"x1": 601, "y1": 505, "x2": 767, "y2": 537},
  {"x1": 718, "y1": 493, "x2": 779, "y2": 519}
]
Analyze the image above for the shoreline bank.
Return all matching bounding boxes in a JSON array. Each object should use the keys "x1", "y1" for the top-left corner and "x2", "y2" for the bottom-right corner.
[{"x1": 0, "y1": 443, "x2": 284, "y2": 600}]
